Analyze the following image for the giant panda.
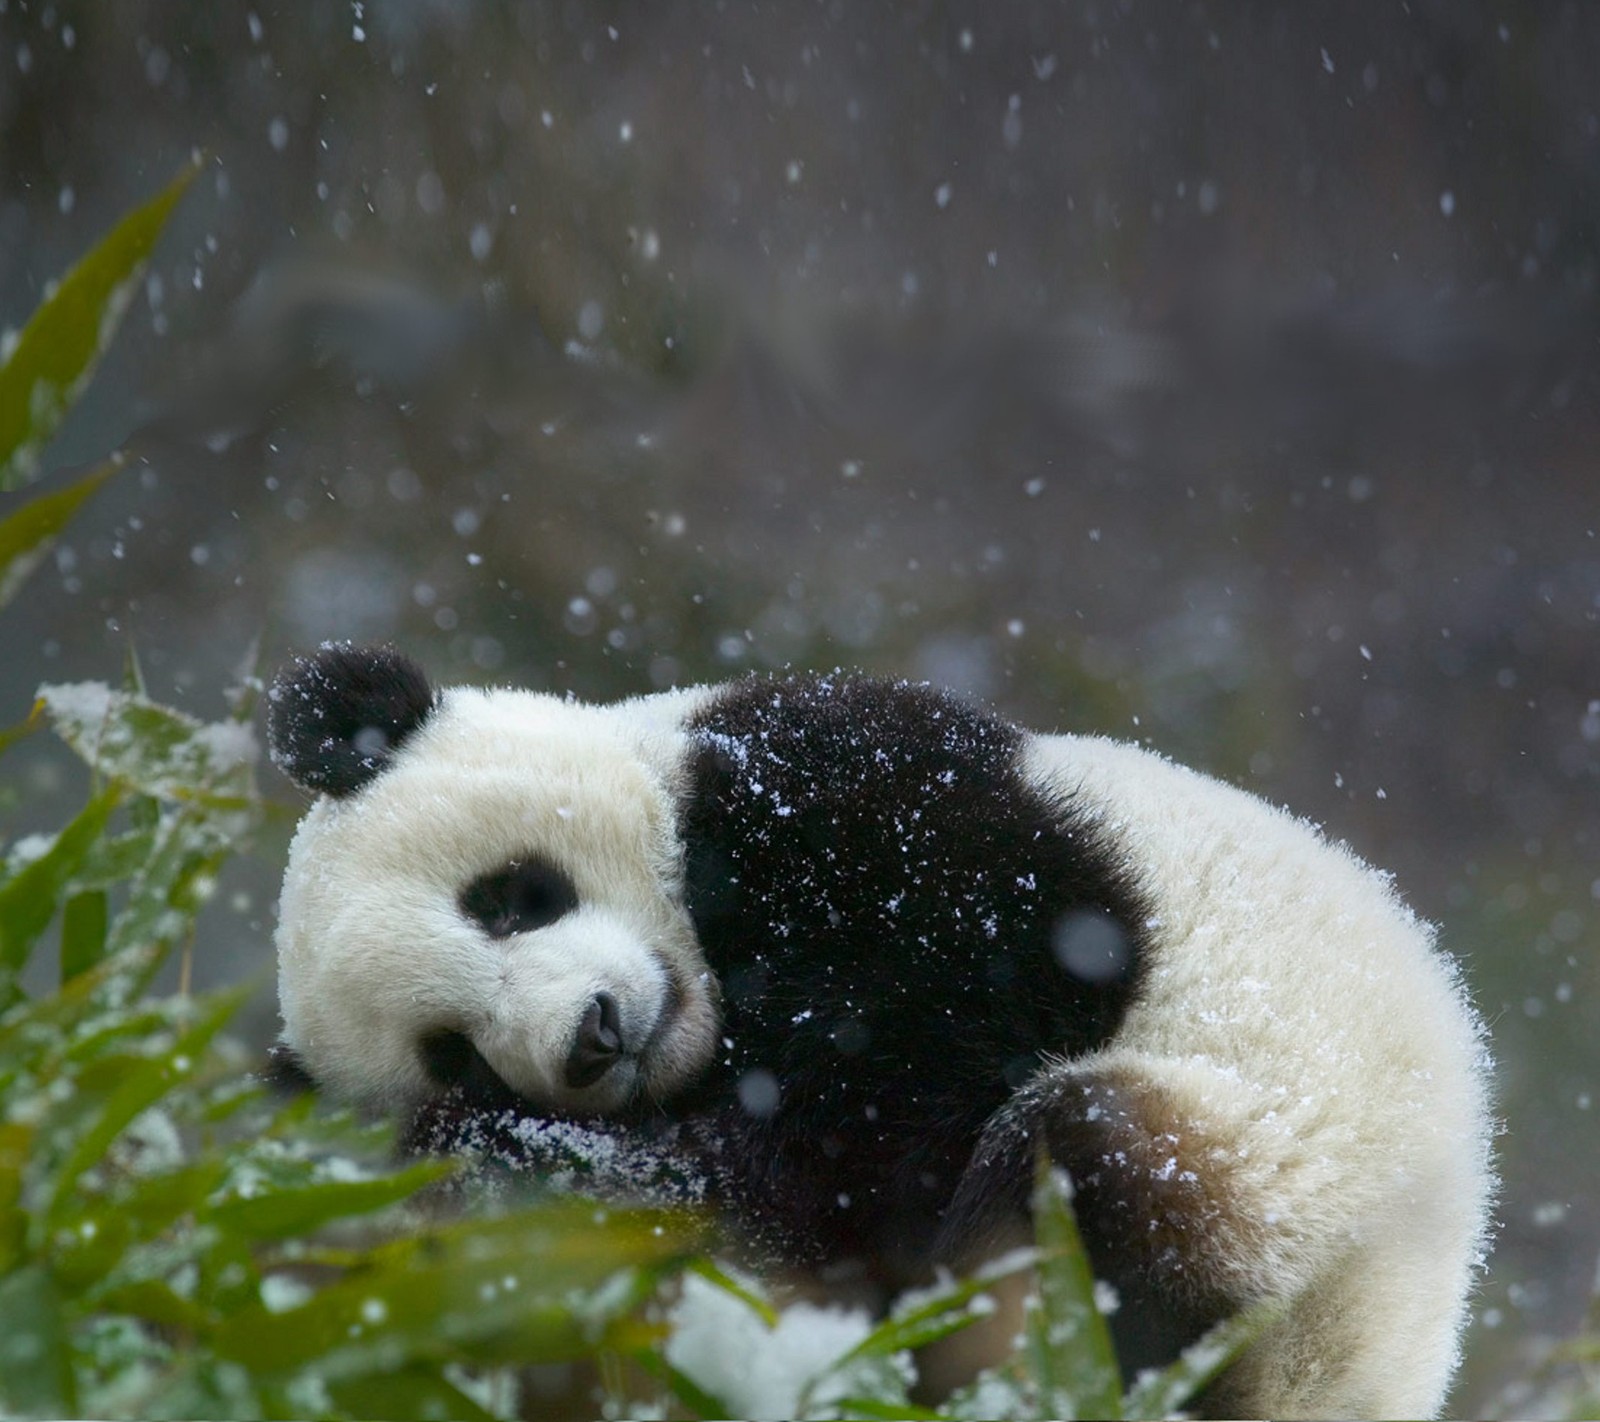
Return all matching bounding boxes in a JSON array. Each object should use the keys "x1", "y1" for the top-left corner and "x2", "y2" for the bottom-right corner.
[{"x1": 266, "y1": 642, "x2": 1494, "y2": 1419}]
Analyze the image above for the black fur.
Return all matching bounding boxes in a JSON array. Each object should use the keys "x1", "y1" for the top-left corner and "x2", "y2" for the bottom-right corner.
[
  {"x1": 261, "y1": 1041, "x2": 316, "y2": 1095},
  {"x1": 459, "y1": 858, "x2": 580, "y2": 939},
  {"x1": 674, "y1": 673, "x2": 1152, "y2": 1271},
  {"x1": 942, "y1": 1070, "x2": 1240, "y2": 1380},
  {"x1": 267, "y1": 643, "x2": 436, "y2": 797}
]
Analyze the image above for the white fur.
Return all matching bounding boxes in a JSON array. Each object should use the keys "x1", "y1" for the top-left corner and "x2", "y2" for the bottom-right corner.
[
  {"x1": 1021, "y1": 734, "x2": 1493, "y2": 1418},
  {"x1": 275, "y1": 679, "x2": 1494, "y2": 1420}
]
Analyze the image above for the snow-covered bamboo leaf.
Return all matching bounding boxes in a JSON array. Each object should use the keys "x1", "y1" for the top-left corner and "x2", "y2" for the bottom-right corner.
[
  {"x1": 37, "y1": 681, "x2": 259, "y2": 805},
  {"x1": 939, "y1": 1364, "x2": 1035, "y2": 1422},
  {"x1": 117, "y1": 1352, "x2": 262, "y2": 1421},
  {"x1": 0, "y1": 946, "x2": 153, "y2": 1073},
  {"x1": 99, "y1": 811, "x2": 249, "y2": 1001},
  {"x1": 44, "y1": 987, "x2": 246, "y2": 1227},
  {"x1": 0, "y1": 160, "x2": 198, "y2": 490}
]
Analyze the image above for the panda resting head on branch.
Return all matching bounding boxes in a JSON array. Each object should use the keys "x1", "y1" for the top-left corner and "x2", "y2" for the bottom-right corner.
[{"x1": 265, "y1": 641, "x2": 1494, "y2": 1420}]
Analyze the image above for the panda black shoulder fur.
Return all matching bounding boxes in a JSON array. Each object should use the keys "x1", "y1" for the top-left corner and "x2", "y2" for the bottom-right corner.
[{"x1": 267, "y1": 643, "x2": 1493, "y2": 1420}]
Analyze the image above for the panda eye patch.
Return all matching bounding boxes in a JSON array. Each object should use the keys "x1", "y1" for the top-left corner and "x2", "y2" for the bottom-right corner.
[{"x1": 459, "y1": 858, "x2": 579, "y2": 938}]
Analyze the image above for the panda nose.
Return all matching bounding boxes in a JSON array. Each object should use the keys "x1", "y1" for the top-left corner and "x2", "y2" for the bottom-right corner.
[{"x1": 565, "y1": 991, "x2": 624, "y2": 1088}]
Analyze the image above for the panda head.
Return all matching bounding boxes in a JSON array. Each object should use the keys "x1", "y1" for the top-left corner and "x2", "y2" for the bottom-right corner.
[{"x1": 266, "y1": 643, "x2": 719, "y2": 1117}]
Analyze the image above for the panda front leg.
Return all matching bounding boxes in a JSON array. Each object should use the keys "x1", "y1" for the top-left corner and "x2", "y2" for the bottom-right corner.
[
  {"x1": 940, "y1": 1057, "x2": 1259, "y2": 1386},
  {"x1": 402, "y1": 1088, "x2": 721, "y2": 1214}
]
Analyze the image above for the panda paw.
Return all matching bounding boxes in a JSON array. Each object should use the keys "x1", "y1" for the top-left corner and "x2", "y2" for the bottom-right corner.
[{"x1": 403, "y1": 1091, "x2": 715, "y2": 1212}]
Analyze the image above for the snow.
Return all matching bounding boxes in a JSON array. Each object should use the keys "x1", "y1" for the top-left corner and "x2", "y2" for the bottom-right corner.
[
  {"x1": 260, "y1": 1274, "x2": 314, "y2": 1314},
  {"x1": 665, "y1": 1270, "x2": 898, "y2": 1421}
]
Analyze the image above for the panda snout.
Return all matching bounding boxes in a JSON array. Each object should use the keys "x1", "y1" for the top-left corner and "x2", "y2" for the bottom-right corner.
[{"x1": 565, "y1": 991, "x2": 625, "y2": 1088}]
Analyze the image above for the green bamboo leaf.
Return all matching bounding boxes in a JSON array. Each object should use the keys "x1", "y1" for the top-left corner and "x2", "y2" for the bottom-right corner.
[
  {"x1": 1120, "y1": 1300, "x2": 1283, "y2": 1419},
  {"x1": 834, "y1": 1400, "x2": 946, "y2": 1421},
  {"x1": 92, "y1": 1279, "x2": 215, "y2": 1336},
  {"x1": 0, "y1": 701, "x2": 44, "y2": 761},
  {"x1": 0, "y1": 159, "x2": 199, "y2": 489},
  {"x1": 45, "y1": 986, "x2": 246, "y2": 1225},
  {"x1": 72, "y1": 823, "x2": 159, "y2": 891},
  {"x1": 52, "y1": 1160, "x2": 230, "y2": 1295},
  {"x1": 324, "y1": 1365, "x2": 503, "y2": 1422},
  {"x1": 214, "y1": 1202, "x2": 697, "y2": 1380},
  {"x1": 1025, "y1": 1158, "x2": 1122, "y2": 1421},
  {"x1": 60, "y1": 887, "x2": 109, "y2": 983},
  {"x1": 836, "y1": 1268, "x2": 1018, "y2": 1364},
  {"x1": 208, "y1": 1158, "x2": 454, "y2": 1241},
  {"x1": 0, "y1": 1264, "x2": 75, "y2": 1416},
  {"x1": 0, "y1": 945, "x2": 154, "y2": 1068},
  {"x1": 685, "y1": 1256, "x2": 779, "y2": 1327},
  {"x1": 0, "y1": 1118, "x2": 33, "y2": 1275},
  {"x1": 632, "y1": 1348, "x2": 737, "y2": 1422},
  {"x1": 0, "y1": 455, "x2": 123, "y2": 609},
  {"x1": 0, "y1": 784, "x2": 121, "y2": 989},
  {"x1": 120, "y1": 1353, "x2": 262, "y2": 1421}
]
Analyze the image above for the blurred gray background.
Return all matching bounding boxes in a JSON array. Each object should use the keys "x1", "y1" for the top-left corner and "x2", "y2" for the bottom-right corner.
[{"x1": 2, "y1": 3, "x2": 1596, "y2": 1411}]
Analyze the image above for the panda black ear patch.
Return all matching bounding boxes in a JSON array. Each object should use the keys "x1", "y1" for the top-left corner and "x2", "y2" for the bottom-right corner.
[{"x1": 267, "y1": 643, "x2": 436, "y2": 797}]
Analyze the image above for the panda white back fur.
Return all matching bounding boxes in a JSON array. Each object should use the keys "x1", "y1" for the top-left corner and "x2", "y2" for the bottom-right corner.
[{"x1": 267, "y1": 644, "x2": 1493, "y2": 1420}]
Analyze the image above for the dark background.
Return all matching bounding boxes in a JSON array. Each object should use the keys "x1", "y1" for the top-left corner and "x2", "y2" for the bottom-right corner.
[{"x1": 2, "y1": 3, "x2": 1596, "y2": 1411}]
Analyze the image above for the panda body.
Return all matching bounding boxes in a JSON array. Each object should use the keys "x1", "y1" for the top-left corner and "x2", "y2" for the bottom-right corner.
[{"x1": 268, "y1": 645, "x2": 1493, "y2": 1420}]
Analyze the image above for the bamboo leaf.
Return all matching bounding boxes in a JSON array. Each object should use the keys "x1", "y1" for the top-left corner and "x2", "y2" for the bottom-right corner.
[
  {"x1": 834, "y1": 1400, "x2": 945, "y2": 1421},
  {"x1": 0, "y1": 1118, "x2": 33, "y2": 1275},
  {"x1": 632, "y1": 1348, "x2": 738, "y2": 1422},
  {"x1": 1121, "y1": 1299, "x2": 1283, "y2": 1419},
  {"x1": 0, "y1": 1264, "x2": 75, "y2": 1416},
  {"x1": 0, "y1": 785, "x2": 121, "y2": 990},
  {"x1": 214, "y1": 1202, "x2": 698, "y2": 1381},
  {"x1": 835, "y1": 1259, "x2": 1030, "y2": 1364},
  {"x1": 37, "y1": 681, "x2": 260, "y2": 804},
  {"x1": 0, "y1": 456, "x2": 123, "y2": 608},
  {"x1": 60, "y1": 888, "x2": 110, "y2": 983},
  {"x1": 685, "y1": 1256, "x2": 779, "y2": 1327},
  {"x1": 0, "y1": 159, "x2": 199, "y2": 489},
  {"x1": 45, "y1": 987, "x2": 246, "y2": 1224},
  {"x1": 1024, "y1": 1158, "x2": 1121, "y2": 1421},
  {"x1": 0, "y1": 707, "x2": 41, "y2": 760},
  {"x1": 324, "y1": 1365, "x2": 503, "y2": 1422},
  {"x1": 208, "y1": 1159, "x2": 454, "y2": 1241}
]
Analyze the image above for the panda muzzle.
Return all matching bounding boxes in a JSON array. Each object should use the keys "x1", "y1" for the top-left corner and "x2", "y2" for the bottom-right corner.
[{"x1": 564, "y1": 991, "x2": 625, "y2": 1089}]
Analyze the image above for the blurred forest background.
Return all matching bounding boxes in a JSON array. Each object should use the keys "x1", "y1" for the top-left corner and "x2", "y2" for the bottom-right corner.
[{"x1": 1, "y1": 2, "x2": 1595, "y2": 1412}]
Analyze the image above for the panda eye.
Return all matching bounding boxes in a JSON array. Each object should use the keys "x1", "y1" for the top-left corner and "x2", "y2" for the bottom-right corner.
[{"x1": 459, "y1": 858, "x2": 579, "y2": 938}]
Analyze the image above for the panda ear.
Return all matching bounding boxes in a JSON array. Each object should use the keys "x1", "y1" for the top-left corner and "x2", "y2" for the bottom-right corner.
[{"x1": 267, "y1": 643, "x2": 436, "y2": 797}]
